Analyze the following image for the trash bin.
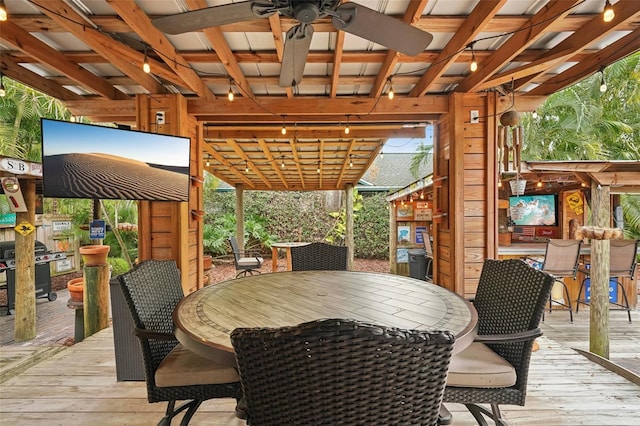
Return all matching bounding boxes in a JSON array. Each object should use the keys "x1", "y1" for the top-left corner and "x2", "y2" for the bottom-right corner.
[{"x1": 408, "y1": 248, "x2": 427, "y2": 281}]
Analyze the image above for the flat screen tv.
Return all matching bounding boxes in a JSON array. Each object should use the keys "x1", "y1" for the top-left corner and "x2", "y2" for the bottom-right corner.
[
  {"x1": 41, "y1": 119, "x2": 190, "y2": 202},
  {"x1": 508, "y1": 194, "x2": 557, "y2": 226}
]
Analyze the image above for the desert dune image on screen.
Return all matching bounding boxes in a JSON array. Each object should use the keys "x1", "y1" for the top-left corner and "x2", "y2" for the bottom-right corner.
[{"x1": 41, "y1": 119, "x2": 190, "y2": 202}]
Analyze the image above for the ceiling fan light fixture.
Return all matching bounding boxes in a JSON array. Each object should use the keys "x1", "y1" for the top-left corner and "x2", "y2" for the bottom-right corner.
[{"x1": 603, "y1": 0, "x2": 615, "y2": 22}]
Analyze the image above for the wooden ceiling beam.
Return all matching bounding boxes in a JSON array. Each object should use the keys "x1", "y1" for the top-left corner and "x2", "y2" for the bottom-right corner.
[
  {"x1": 204, "y1": 127, "x2": 425, "y2": 140},
  {"x1": 34, "y1": 0, "x2": 167, "y2": 95},
  {"x1": 0, "y1": 20, "x2": 129, "y2": 100},
  {"x1": 455, "y1": 0, "x2": 582, "y2": 93},
  {"x1": 411, "y1": 0, "x2": 507, "y2": 97},
  {"x1": 203, "y1": 144, "x2": 256, "y2": 189},
  {"x1": 11, "y1": 14, "x2": 628, "y2": 35},
  {"x1": 106, "y1": 0, "x2": 215, "y2": 100},
  {"x1": 257, "y1": 139, "x2": 289, "y2": 189}
]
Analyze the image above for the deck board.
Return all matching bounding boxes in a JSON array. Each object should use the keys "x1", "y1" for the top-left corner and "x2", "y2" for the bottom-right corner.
[{"x1": 1, "y1": 288, "x2": 639, "y2": 425}]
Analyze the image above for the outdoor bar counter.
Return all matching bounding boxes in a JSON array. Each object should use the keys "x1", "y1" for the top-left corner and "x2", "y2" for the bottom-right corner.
[{"x1": 498, "y1": 243, "x2": 637, "y2": 310}]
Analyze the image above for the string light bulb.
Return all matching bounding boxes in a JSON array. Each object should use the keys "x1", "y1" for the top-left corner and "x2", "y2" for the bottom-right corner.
[
  {"x1": 205, "y1": 157, "x2": 210, "y2": 167},
  {"x1": 497, "y1": 179, "x2": 502, "y2": 188},
  {"x1": 142, "y1": 46, "x2": 151, "y2": 73},
  {"x1": 0, "y1": 0, "x2": 7, "y2": 22},
  {"x1": 0, "y1": 72, "x2": 5, "y2": 98},
  {"x1": 532, "y1": 110, "x2": 538, "y2": 119},
  {"x1": 537, "y1": 180, "x2": 543, "y2": 188},
  {"x1": 317, "y1": 162, "x2": 321, "y2": 174},
  {"x1": 344, "y1": 115, "x2": 350, "y2": 135},
  {"x1": 245, "y1": 162, "x2": 249, "y2": 173},
  {"x1": 469, "y1": 43, "x2": 478, "y2": 72},
  {"x1": 349, "y1": 156, "x2": 353, "y2": 168},
  {"x1": 599, "y1": 68, "x2": 607, "y2": 93},
  {"x1": 227, "y1": 78, "x2": 234, "y2": 101},
  {"x1": 603, "y1": 0, "x2": 614, "y2": 23},
  {"x1": 281, "y1": 116, "x2": 287, "y2": 135},
  {"x1": 387, "y1": 77, "x2": 394, "y2": 100}
]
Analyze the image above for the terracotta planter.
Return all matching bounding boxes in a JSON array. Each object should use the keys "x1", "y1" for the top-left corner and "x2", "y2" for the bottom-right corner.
[
  {"x1": 79, "y1": 244, "x2": 110, "y2": 266},
  {"x1": 203, "y1": 255, "x2": 213, "y2": 270},
  {"x1": 67, "y1": 277, "x2": 84, "y2": 302}
]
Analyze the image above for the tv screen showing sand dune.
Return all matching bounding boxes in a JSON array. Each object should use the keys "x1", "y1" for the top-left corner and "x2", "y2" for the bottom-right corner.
[{"x1": 41, "y1": 119, "x2": 190, "y2": 202}]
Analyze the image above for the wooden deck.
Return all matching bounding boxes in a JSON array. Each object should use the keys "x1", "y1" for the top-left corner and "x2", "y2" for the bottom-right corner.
[{"x1": 1, "y1": 288, "x2": 639, "y2": 425}]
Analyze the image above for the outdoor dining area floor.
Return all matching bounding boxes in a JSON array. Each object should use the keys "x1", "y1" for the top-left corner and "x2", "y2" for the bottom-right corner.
[{"x1": 1, "y1": 288, "x2": 639, "y2": 425}]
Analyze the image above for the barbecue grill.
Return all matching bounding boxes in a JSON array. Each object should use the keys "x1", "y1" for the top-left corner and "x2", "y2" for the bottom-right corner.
[{"x1": 0, "y1": 240, "x2": 66, "y2": 314}]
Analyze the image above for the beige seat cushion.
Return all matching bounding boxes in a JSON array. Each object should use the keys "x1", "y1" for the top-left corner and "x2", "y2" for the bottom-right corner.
[
  {"x1": 155, "y1": 343, "x2": 239, "y2": 387},
  {"x1": 238, "y1": 257, "x2": 263, "y2": 267},
  {"x1": 447, "y1": 342, "x2": 517, "y2": 388}
]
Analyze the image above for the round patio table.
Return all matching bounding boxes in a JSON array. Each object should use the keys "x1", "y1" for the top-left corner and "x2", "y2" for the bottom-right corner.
[{"x1": 174, "y1": 271, "x2": 477, "y2": 364}]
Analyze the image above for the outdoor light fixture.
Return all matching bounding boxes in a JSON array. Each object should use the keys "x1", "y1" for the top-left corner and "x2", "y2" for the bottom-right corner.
[
  {"x1": 469, "y1": 43, "x2": 478, "y2": 72},
  {"x1": 0, "y1": 72, "x2": 5, "y2": 97},
  {"x1": 537, "y1": 180, "x2": 543, "y2": 188},
  {"x1": 317, "y1": 162, "x2": 321, "y2": 174},
  {"x1": 227, "y1": 79, "x2": 234, "y2": 101},
  {"x1": 603, "y1": 0, "x2": 615, "y2": 22},
  {"x1": 532, "y1": 110, "x2": 538, "y2": 119},
  {"x1": 497, "y1": 179, "x2": 502, "y2": 188},
  {"x1": 599, "y1": 68, "x2": 607, "y2": 93},
  {"x1": 205, "y1": 155, "x2": 210, "y2": 167},
  {"x1": 344, "y1": 115, "x2": 350, "y2": 135},
  {"x1": 349, "y1": 156, "x2": 353, "y2": 168},
  {"x1": 281, "y1": 116, "x2": 287, "y2": 135},
  {"x1": 142, "y1": 46, "x2": 151, "y2": 73},
  {"x1": 245, "y1": 162, "x2": 249, "y2": 173},
  {"x1": 0, "y1": 0, "x2": 7, "y2": 22},
  {"x1": 387, "y1": 77, "x2": 394, "y2": 100}
]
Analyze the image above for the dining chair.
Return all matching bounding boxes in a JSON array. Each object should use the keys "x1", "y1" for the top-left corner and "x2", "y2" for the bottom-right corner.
[
  {"x1": 229, "y1": 236, "x2": 264, "y2": 278},
  {"x1": 117, "y1": 259, "x2": 242, "y2": 425},
  {"x1": 444, "y1": 258, "x2": 555, "y2": 426},
  {"x1": 231, "y1": 318, "x2": 455, "y2": 426},
  {"x1": 576, "y1": 239, "x2": 637, "y2": 322},
  {"x1": 533, "y1": 238, "x2": 582, "y2": 322},
  {"x1": 290, "y1": 241, "x2": 348, "y2": 271},
  {"x1": 421, "y1": 230, "x2": 434, "y2": 281}
]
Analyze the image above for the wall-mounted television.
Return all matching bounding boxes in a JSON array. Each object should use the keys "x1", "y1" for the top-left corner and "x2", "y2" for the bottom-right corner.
[
  {"x1": 508, "y1": 194, "x2": 557, "y2": 226},
  {"x1": 41, "y1": 119, "x2": 190, "y2": 202}
]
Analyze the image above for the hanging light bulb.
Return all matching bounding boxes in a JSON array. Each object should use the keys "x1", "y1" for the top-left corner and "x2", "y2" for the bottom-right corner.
[
  {"x1": 344, "y1": 115, "x2": 350, "y2": 135},
  {"x1": 387, "y1": 76, "x2": 394, "y2": 100},
  {"x1": 142, "y1": 46, "x2": 151, "y2": 73},
  {"x1": 497, "y1": 179, "x2": 502, "y2": 188},
  {"x1": 599, "y1": 71, "x2": 607, "y2": 93},
  {"x1": 0, "y1": 0, "x2": 7, "y2": 22},
  {"x1": 245, "y1": 162, "x2": 249, "y2": 173},
  {"x1": 281, "y1": 116, "x2": 287, "y2": 135},
  {"x1": 227, "y1": 78, "x2": 234, "y2": 101},
  {"x1": 317, "y1": 162, "x2": 321, "y2": 174},
  {"x1": 349, "y1": 156, "x2": 353, "y2": 168},
  {"x1": 603, "y1": 0, "x2": 615, "y2": 22},
  {"x1": 0, "y1": 73, "x2": 6, "y2": 98},
  {"x1": 532, "y1": 110, "x2": 538, "y2": 119},
  {"x1": 281, "y1": 158, "x2": 285, "y2": 169},
  {"x1": 469, "y1": 44, "x2": 478, "y2": 72},
  {"x1": 420, "y1": 191, "x2": 425, "y2": 200},
  {"x1": 537, "y1": 180, "x2": 543, "y2": 188},
  {"x1": 206, "y1": 158, "x2": 210, "y2": 167}
]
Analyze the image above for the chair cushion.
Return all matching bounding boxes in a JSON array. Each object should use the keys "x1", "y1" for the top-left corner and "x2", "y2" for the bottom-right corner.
[
  {"x1": 155, "y1": 343, "x2": 239, "y2": 387},
  {"x1": 238, "y1": 257, "x2": 263, "y2": 267},
  {"x1": 447, "y1": 342, "x2": 517, "y2": 388}
]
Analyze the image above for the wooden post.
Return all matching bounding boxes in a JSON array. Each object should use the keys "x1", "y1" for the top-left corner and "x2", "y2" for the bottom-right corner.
[
  {"x1": 590, "y1": 183, "x2": 610, "y2": 358},
  {"x1": 235, "y1": 184, "x2": 244, "y2": 250},
  {"x1": 14, "y1": 179, "x2": 36, "y2": 341},
  {"x1": 83, "y1": 264, "x2": 110, "y2": 338},
  {"x1": 389, "y1": 200, "x2": 397, "y2": 274}
]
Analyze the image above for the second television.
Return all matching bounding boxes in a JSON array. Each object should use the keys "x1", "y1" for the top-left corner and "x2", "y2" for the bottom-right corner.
[
  {"x1": 508, "y1": 194, "x2": 557, "y2": 226},
  {"x1": 41, "y1": 119, "x2": 191, "y2": 202}
]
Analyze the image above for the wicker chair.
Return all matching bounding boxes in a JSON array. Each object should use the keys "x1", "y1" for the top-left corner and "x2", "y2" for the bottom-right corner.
[
  {"x1": 117, "y1": 259, "x2": 242, "y2": 425},
  {"x1": 534, "y1": 238, "x2": 582, "y2": 322},
  {"x1": 576, "y1": 239, "x2": 637, "y2": 323},
  {"x1": 231, "y1": 318, "x2": 455, "y2": 426},
  {"x1": 444, "y1": 259, "x2": 554, "y2": 426},
  {"x1": 229, "y1": 236, "x2": 264, "y2": 278},
  {"x1": 290, "y1": 241, "x2": 348, "y2": 271}
]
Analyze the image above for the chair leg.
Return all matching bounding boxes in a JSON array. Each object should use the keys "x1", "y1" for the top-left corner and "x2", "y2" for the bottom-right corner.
[
  {"x1": 562, "y1": 281, "x2": 573, "y2": 322},
  {"x1": 576, "y1": 278, "x2": 588, "y2": 313},
  {"x1": 616, "y1": 282, "x2": 632, "y2": 323},
  {"x1": 464, "y1": 403, "x2": 510, "y2": 426}
]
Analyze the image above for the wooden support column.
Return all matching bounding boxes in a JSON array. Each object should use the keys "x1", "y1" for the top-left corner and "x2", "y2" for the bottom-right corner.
[
  {"x1": 345, "y1": 184, "x2": 354, "y2": 271},
  {"x1": 590, "y1": 183, "x2": 611, "y2": 358},
  {"x1": 236, "y1": 184, "x2": 244, "y2": 250},
  {"x1": 389, "y1": 202, "x2": 397, "y2": 274},
  {"x1": 83, "y1": 264, "x2": 110, "y2": 338},
  {"x1": 14, "y1": 178, "x2": 36, "y2": 342}
]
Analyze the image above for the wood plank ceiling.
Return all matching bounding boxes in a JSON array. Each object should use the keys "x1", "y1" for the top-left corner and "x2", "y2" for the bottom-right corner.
[{"x1": 1, "y1": 0, "x2": 638, "y2": 191}]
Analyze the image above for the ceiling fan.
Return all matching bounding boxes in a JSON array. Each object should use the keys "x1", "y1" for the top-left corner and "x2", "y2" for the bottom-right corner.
[{"x1": 153, "y1": 0, "x2": 433, "y2": 88}]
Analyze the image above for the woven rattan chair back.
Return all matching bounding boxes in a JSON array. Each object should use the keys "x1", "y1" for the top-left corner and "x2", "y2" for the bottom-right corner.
[
  {"x1": 232, "y1": 318, "x2": 455, "y2": 426},
  {"x1": 117, "y1": 259, "x2": 241, "y2": 423},
  {"x1": 118, "y1": 259, "x2": 184, "y2": 391},
  {"x1": 444, "y1": 259, "x2": 555, "y2": 411},
  {"x1": 290, "y1": 242, "x2": 348, "y2": 271},
  {"x1": 541, "y1": 239, "x2": 582, "y2": 278}
]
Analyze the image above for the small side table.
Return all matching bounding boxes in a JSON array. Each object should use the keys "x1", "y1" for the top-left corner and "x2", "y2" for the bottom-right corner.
[{"x1": 67, "y1": 298, "x2": 84, "y2": 343}]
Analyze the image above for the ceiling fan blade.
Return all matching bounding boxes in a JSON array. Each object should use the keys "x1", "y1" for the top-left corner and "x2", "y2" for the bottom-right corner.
[
  {"x1": 153, "y1": 1, "x2": 275, "y2": 35},
  {"x1": 332, "y1": 3, "x2": 433, "y2": 56},
  {"x1": 279, "y1": 24, "x2": 314, "y2": 88}
]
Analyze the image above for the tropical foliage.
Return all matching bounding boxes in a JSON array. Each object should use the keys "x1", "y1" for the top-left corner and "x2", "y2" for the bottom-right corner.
[{"x1": 521, "y1": 52, "x2": 640, "y2": 237}]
